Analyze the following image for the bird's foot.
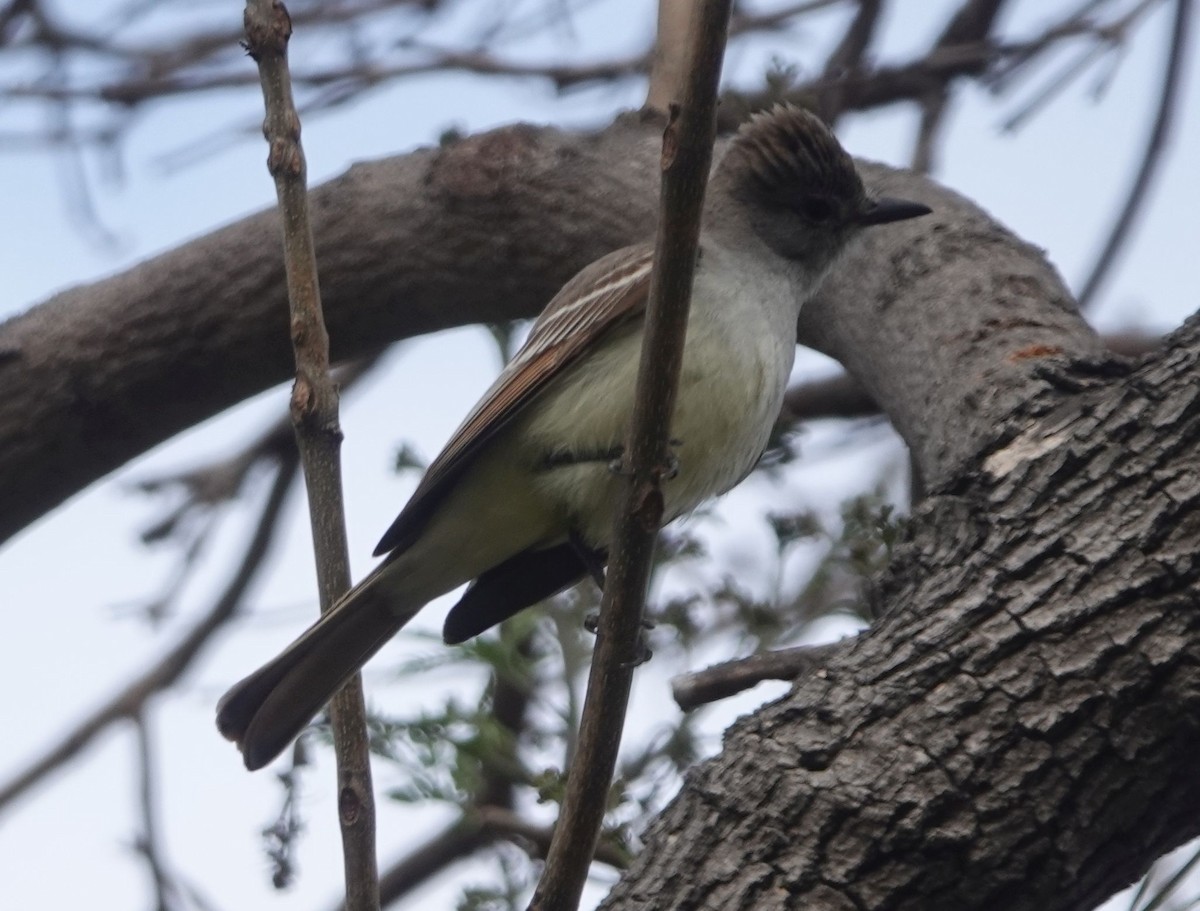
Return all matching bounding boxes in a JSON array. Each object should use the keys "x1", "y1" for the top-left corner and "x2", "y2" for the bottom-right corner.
[
  {"x1": 583, "y1": 612, "x2": 655, "y2": 665},
  {"x1": 663, "y1": 439, "x2": 682, "y2": 480},
  {"x1": 541, "y1": 441, "x2": 681, "y2": 480},
  {"x1": 540, "y1": 445, "x2": 625, "y2": 473},
  {"x1": 605, "y1": 445, "x2": 628, "y2": 476},
  {"x1": 584, "y1": 611, "x2": 656, "y2": 633},
  {"x1": 569, "y1": 529, "x2": 608, "y2": 590},
  {"x1": 606, "y1": 439, "x2": 682, "y2": 478}
]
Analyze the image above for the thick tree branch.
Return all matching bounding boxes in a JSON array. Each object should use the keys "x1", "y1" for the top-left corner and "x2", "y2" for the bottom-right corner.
[
  {"x1": 0, "y1": 119, "x2": 665, "y2": 547},
  {"x1": 776, "y1": 331, "x2": 1159, "y2": 425},
  {"x1": 1, "y1": 124, "x2": 1060, "y2": 548},
  {"x1": 796, "y1": 163, "x2": 1106, "y2": 490}
]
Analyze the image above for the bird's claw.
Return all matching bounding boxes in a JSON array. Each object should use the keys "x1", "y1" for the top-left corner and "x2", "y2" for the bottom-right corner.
[
  {"x1": 607, "y1": 439, "x2": 682, "y2": 479},
  {"x1": 584, "y1": 611, "x2": 655, "y2": 634},
  {"x1": 623, "y1": 638, "x2": 653, "y2": 668},
  {"x1": 582, "y1": 612, "x2": 654, "y2": 666}
]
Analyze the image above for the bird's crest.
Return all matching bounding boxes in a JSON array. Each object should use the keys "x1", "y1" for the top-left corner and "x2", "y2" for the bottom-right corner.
[{"x1": 723, "y1": 105, "x2": 866, "y2": 212}]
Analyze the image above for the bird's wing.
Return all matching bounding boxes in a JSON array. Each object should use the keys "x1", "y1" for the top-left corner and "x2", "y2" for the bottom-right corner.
[{"x1": 373, "y1": 243, "x2": 655, "y2": 556}]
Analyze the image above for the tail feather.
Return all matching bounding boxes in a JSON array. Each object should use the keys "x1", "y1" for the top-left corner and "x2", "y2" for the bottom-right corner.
[{"x1": 217, "y1": 582, "x2": 415, "y2": 770}]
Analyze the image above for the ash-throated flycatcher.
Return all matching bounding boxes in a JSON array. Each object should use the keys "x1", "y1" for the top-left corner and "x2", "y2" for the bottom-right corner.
[{"x1": 217, "y1": 105, "x2": 930, "y2": 769}]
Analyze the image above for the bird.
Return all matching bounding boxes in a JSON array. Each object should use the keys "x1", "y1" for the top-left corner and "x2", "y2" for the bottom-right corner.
[{"x1": 217, "y1": 104, "x2": 931, "y2": 770}]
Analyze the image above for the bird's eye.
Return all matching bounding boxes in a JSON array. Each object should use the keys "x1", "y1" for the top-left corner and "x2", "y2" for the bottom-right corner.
[{"x1": 794, "y1": 196, "x2": 836, "y2": 221}]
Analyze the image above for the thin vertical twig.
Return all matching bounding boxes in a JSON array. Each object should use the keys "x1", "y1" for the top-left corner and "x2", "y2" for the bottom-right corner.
[
  {"x1": 527, "y1": 3, "x2": 733, "y2": 910},
  {"x1": 133, "y1": 711, "x2": 175, "y2": 911},
  {"x1": 911, "y1": 0, "x2": 1009, "y2": 172},
  {"x1": 242, "y1": 3, "x2": 379, "y2": 910},
  {"x1": 816, "y1": 0, "x2": 884, "y2": 123},
  {"x1": 1077, "y1": 0, "x2": 1190, "y2": 309}
]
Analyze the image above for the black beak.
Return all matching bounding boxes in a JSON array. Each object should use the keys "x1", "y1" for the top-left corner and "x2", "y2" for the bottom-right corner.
[{"x1": 854, "y1": 196, "x2": 932, "y2": 226}]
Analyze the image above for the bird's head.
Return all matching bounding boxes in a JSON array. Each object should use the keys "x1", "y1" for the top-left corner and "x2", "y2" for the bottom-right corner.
[{"x1": 710, "y1": 105, "x2": 930, "y2": 276}]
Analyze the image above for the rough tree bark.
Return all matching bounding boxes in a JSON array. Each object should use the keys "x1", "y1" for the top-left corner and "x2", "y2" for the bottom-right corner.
[{"x1": 3, "y1": 111, "x2": 1196, "y2": 909}]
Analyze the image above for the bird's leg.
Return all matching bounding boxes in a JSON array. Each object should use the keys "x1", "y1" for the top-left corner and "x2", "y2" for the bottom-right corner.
[
  {"x1": 606, "y1": 438, "x2": 682, "y2": 478},
  {"x1": 569, "y1": 528, "x2": 608, "y2": 590},
  {"x1": 581, "y1": 611, "x2": 654, "y2": 666},
  {"x1": 572, "y1": 528, "x2": 654, "y2": 665},
  {"x1": 663, "y1": 438, "x2": 682, "y2": 480},
  {"x1": 538, "y1": 445, "x2": 625, "y2": 473},
  {"x1": 606, "y1": 447, "x2": 628, "y2": 476},
  {"x1": 539, "y1": 440, "x2": 681, "y2": 480}
]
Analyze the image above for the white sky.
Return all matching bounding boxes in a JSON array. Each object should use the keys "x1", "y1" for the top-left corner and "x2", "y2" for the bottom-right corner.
[{"x1": 1, "y1": 1, "x2": 1197, "y2": 909}]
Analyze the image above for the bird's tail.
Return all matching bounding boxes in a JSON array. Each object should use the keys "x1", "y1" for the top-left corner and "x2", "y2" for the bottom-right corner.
[{"x1": 216, "y1": 576, "x2": 416, "y2": 770}]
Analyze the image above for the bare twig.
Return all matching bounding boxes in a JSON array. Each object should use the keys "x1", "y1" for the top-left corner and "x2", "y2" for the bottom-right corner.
[
  {"x1": 131, "y1": 711, "x2": 227, "y2": 911},
  {"x1": 1131, "y1": 841, "x2": 1200, "y2": 911},
  {"x1": 987, "y1": 0, "x2": 1135, "y2": 91},
  {"x1": 348, "y1": 636, "x2": 543, "y2": 909},
  {"x1": 911, "y1": 0, "x2": 1007, "y2": 172},
  {"x1": 936, "y1": 0, "x2": 1008, "y2": 47},
  {"x1": 263, "y1": 740, "x2": 309, "y2": 890},
  {"x1": 816, "y1": 0, "x2": 884, "y2": 123},
  {"x1": 7, "y1": 0, "x2": 850, "y2": 120},
  {"x1": 370, "y1": 820, "x2": 492, "y2": 911},
  {"x1": 730, "y1": 0, "x2": 846, "y2": 33},
  {"x1": 120, "y1": 358, "x2": 376, "y2": 629},
  {"x1": 354, "y1": 810, "x2": 624, "y2": 911},
  {"x1": 133, "y1": 410, "x2": 294, "y2": 546},
  {"x1": 997, "y1": 0, "x2": 1164, "y2": 132},
  {"x1": 477, "y1": 805, "x2": 629, "y2": 869},
  {"x1": 719, "y1": 2, "x2": 1164, "y2": 132},
  {"x1": 134, "y1": 357, "x2": 377, "y2": 545},
  {"x1": 5, "y1": 46, "x2": 653, "y2": 106},
  {"x1": 2, "y1": 0, "x2": 1171, "y2": 181},
  {"x1": 131, "y1": 716, "x2": 226, "y2": 910},
  {"x1": 671, "y1": 641, "x2": 847, "y2": 711},
  {"x1": 242, "y1": 1, "x2": 378, "y2": 908},
  {"x1": 1076, "y1": 0, "x2": 1190, "y2": 309},
  {"x1": 528, "y1": 4, "x2": 733, "y2": 909},
  {"x1": 132, "y1": 711, "x2": 176, "y2": 911},
  {"x1": 910, "y1": 92, "x2": 948, "y2": 174},
  {"x1": 0, "y1": 453, "x2": 299, "y2": 813}
]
